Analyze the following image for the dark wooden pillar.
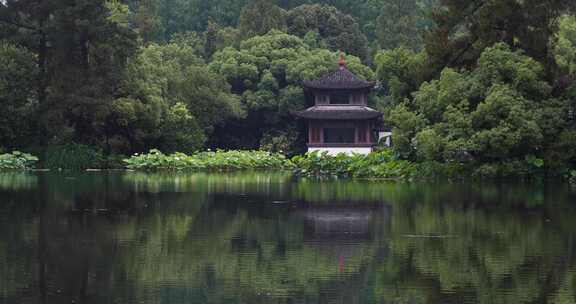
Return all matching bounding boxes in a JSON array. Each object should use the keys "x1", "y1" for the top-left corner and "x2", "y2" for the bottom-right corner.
[
  {"x1": 354, "y1": 122, "x2": 359, "y2": 144},
  {"x1": 308, "y1": 121, "x2": 312, "y2": 144},
  {"x1": 319, "y1": 122, "x2": 323, "y2": 144},
  {"x1": 356, "y1": 121, "x2": 370, "y2": 144},
  {"x1": 367, "y1": 121, "x2": 372, "y2": 144},
  {"x1": 369, "y1": 121, "x2": 374, "y2": 144},
  {"x1": 308, "y1": 121, "x2": 323, "y2": 144}
]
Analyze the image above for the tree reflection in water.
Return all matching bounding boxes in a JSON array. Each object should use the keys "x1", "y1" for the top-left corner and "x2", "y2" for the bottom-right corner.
[{"x1": 0, "y1": 172, "x2": 576, "y2": 303}]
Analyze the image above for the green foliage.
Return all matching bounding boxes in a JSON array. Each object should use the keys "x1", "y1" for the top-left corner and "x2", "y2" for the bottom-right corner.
[
  {"x1": 43, "y1": 145, "x2": 104, "y2": 170},
  {"x1": 168, "y1": 31, "x2": 208, "y2": 58},
  {"x1": 291, "y1": 150, "x2": 417, "y2": 179},
  {"x1": 109, "y1": 41, "x2": 243, "y2": 153},
  {"x1": 124, "y1": 149, "x2": 291, "y2": 171},
  {"x1": 470, "y1": 158, "x2": 548, "y2": 179},
  {"x1": 291, "y1": 151, "x2": 355, "y2": 178},
  {"x1": 122, "y1": 0, "x2": 437, "y2": 45},
  {"x1": 209, "y1": 30, "x2": 373, "y2": 150},
  {"x1": 158, "y1": 103, "x2": 206, "y2": 154},
  {"x1": 0, "y1": 152, "x2": 39, "y2": 171},
  {"x1": 210, "y1": 31, "x2": 374, "y2": 94},
  {"x1": 0, "y1": 41, "x2": 39, "y2": 149},
  {"x1": 547, "y1": 130, "x2": 576, "y2": 170},
  {"x1": 415, "y1": 128, "x2": 444, "y2": 161},
  {"x1": 105, "y1": 0, "x2": 131, "y2": 29},
  {"x1": 123, "y1": 148, "x2": 560, "y2": 180},
  {"x1": 425, "y1": 0, "x2": 576, "y2": 71},
  {"x1": 555, "y1": 14, "x2": 576, "y2": 75},
  {"x1": 1, "y1": 0, "x2": 576, "y2": 180},
  {"x1": 0, "y1": 0, "x2": 139, "y2": 152},
  {"x1": 151, "y1": 0, "x2": 251, "y2": 39},
  {"x1": 388, "y1": 103, "x2": 427, "y2": 159},
  {"x1": 376, "y1": 0, "x2": 427, "y2": 51},
  {"x1": 259, "y1": 129, "x2": 301, "y2": 155},
  {"x1": 375, "y1": 47, "x2": 428, "y2": 102},
  {"x1": 286, "y1": 4, "x2": 368, "y2": 59},
  {"x1": 292, "y1": 150, "x2": 560, "y2": 180},
  {"x1": 238, "y1": 0, "x2": 287, "y2": 39},
  {"x1": 134, "y1": 0, "x2": 164, "y2": 43},
  {"x1": 204, "y1": 21, "x2": 242, "y2": 58},
  {"x1": 390, "y1": 43, "x2": 568, "y2": 167},
  {"x1": 413, "y1": 160, "x2": 471, "y2": 179}
]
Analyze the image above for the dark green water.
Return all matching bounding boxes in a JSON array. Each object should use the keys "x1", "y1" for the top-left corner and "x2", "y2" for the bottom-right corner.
[{"x1": 1, "y1": 172, "x2": 576, "y2": 304}]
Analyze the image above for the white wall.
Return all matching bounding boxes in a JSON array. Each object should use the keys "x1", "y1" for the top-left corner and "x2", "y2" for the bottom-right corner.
[{"x1": 309, "y1": 147, "x2": 373, "y2": 156}]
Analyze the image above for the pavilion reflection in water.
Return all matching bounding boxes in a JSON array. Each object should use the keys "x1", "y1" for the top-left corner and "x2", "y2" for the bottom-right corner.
[
  {"x1": 298, "y1": 202, "x2": 391, "y2": 261},
  {"x1": 295, "y1": 202, "x2": 391, "y2": 304}
]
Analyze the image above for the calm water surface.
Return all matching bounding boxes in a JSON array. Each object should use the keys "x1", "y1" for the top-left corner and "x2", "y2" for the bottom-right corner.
[{"x1": 1, "y1": 172, "x2": 576, "y2": 304}]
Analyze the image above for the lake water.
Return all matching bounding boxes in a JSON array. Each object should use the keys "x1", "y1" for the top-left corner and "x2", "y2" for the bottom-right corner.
[{"x1": 1, "y1": 172, "x2": 576, "y2": 304}]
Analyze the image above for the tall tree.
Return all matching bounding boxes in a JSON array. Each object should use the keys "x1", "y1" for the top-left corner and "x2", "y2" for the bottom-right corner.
[
  {"x1": 0, "y1": 0, "x2": 50, "y2": 105},
  {"x1": 155, "y1": 0, "x2": 250, "y2": 40},
  {"x1": 554, "y1": 15, "x2": 576, "y2": 76},
  {"x1": 238, "y1": 0, "x2": 287, "y2": 38},
  {"x1": 286, "y1": 4, "x2": 369, "y2": 60},
  {"x1": 204, "y1": 21, "x2": 241, "y2": 59},
  {"x1": 376, "y1": 0, "x2": 424, "y2": 51},
  {"x1": 0, "y1": 41, "x2": 39, "y2": 149},
  {"x1": 133, "y1": 0, "x2": 164, "y2": 43},
  {"x1": 389, "y1": 44, "x2": 569, "y2": 165},
  {"x1": 425, "y1": 0, "x2": 576, "y2": 74},
  {"x1": 108, "y1": 42, "x2": 244, "y2": 153},
  {"x1": 0, "y1": 0, "x2": 137, "y2": 147}
]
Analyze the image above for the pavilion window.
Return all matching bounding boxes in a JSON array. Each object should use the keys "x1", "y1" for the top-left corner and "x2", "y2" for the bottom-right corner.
[
  {"x1": 323, "y1": 128, "x2": 355, "y2": 143},
  {"x1": 330, "y1": 92, "x2": 350, "y2": 105}
]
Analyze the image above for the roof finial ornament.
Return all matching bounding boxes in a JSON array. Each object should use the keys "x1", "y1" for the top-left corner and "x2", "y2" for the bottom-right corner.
[{"x1": 339, "y1": 54, "x2": 347, "y2": 69}]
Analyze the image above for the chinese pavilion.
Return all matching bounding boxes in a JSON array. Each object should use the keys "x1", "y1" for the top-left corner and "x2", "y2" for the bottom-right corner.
[{"x1": 294, "y1": 57, "x2": 383, "y2": 155}]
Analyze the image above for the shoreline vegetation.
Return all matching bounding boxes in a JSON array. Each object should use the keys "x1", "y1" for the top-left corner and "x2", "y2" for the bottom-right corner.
[
  {"x1": 2, "y1": 2, "x2": 576, "y2": 182},
  {"x1": 0, "y1": 151, "x2": 39, "y2": 171},
  {"x1": 124, "y1": 149, "x2": 290, "y2": 171},
  {"x1": 3, "y1": 149, "x2": 576, "y2": 184}
]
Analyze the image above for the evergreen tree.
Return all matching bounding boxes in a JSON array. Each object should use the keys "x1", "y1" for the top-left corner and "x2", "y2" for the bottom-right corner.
[
  {"x1": 0, "y1": 41, "x2": 38, "y2": 149},
  {"x1": 0, "y1": 0, "x2": 138, "y2": 147}
]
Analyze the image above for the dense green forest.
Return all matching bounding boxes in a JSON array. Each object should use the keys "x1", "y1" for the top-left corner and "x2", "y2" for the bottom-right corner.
[{"x1": 1, "y1": 0, "x2": 576, "y2": 174}]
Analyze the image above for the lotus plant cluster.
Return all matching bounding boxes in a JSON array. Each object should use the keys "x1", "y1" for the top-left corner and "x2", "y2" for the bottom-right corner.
[
  {"x1": 0, "y1": 151, "x2": 39, "y2": 170},
  {"x1": 291, "y1": 150, "x2": 417, "y2": 179},
  {"x1": 124, "y1": 149, "x2": 292, "y2": 171}
]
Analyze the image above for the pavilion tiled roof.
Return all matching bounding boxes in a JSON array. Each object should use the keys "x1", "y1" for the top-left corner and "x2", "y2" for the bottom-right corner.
[
  {"x1": 303, "y1": 58, "x2": 375, "y2": 90},
  {"x1": 293, "y1": 105, "x2": 383, "y2": 120}
]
